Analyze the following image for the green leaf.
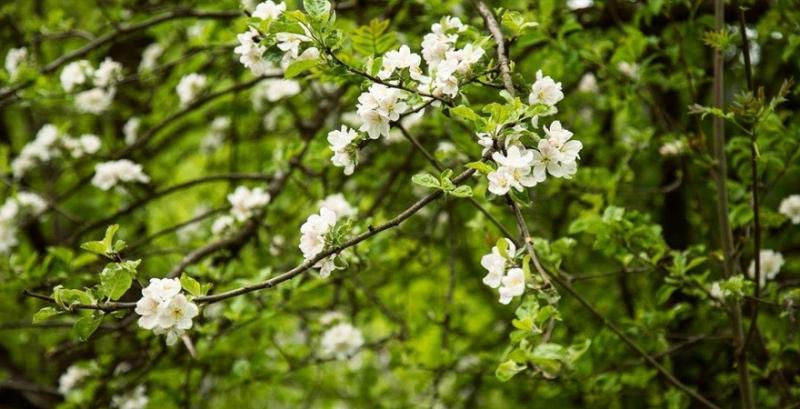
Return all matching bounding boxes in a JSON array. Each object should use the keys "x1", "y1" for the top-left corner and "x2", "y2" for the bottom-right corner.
[
  {"x1": 466, "y1": 161, "x2": 494, "y2": 174},
  {"x1": 350, "y1": 19, "x2": 396, "y2": 56},
  {"x1": 80, "y1": 224, "x2": 120, "y2": 257},
  {"x1": 284, "y1": 58, "x2": 320, "y2": 79},
  {"x1": 303, "y1": 0, "x2": 330, "y2": 19},
  {"x1": 450, "y1": 105, "x2": 484, "y2": 124},
  {"x1": 449, "y1": 185, "x2": 473, "y2": 198},
  {"x1": 495, "y1": 359, "x2": 526, "y2": 382},
  {"x1": 411, "y1": 172, "x2": 440, "y2": 188},
  {"x1": 73, "y1": 314, "x2": 103, "y2": 342},
  {"x1": 53, "y1": 287, "x2": 94, "y2": 310},
  {"x1": 496, "y1": 237, "x2": 509, "y2": 259},
  {"x1": 181, "y1": 273, "x2": 202, "y2": 297},
  {"x1": 99, "y1": 263, "x2": 134, "y2": 301},
  {"x1": 33, "y1": 307, "x2": 60, "y2": 323},
  {"x1": 80, "y1": 241, "x2": 107, "y2": 256}
]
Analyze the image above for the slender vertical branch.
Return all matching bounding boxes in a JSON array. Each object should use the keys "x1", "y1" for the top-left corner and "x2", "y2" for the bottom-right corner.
[
  {"x1": 737, "y1": 1, "x2": 761, "y2": 362},
  {"x1": 711, "y1": 1, "x2": 755, "y2": 407},
  {"x1": 473, "y1": 1, "x2": 516, "y2": 95}
]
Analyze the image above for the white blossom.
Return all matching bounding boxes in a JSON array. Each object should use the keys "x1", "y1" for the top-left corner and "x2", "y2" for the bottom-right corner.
[
  {"x1": 617, "y1": 61, "x2": 639, "y2": 80},
  {"x1": 327, "y1": 125, "x2": 359, "y2": 175},
  {"x1": 10, "y1": 124, "x2": 65, "y2": 178},
  {"x1": 111, "y1": 385, "x2": 148, "y2": 409},
  {"x1": 378, "y1": 45, "x2": 423, "y2": 80},
  {"x1": 252, "y1": 1, "x2": 285, "y2": 20},
  {"x1": 16, "y1": 192, "x2": 47, "y2": 216},
  {"x1": 498, "y1": 267, "x2": 525, "y2": 304},
  {"x1": 567, "y1": 0, "x2": 594, "y2": 10},
  {"x1": 135, "y1": 278, "x2": 199, "y2": 344},
  {"x1": 748, "y1": 249, "x2": 784, "y2": 288},
  {"x1": 227, "y1": 186, "x2": 271, "y2": 221},
  {"x1": 319, "y1": 193, "x2": 357, "y2": 220},
  {"x1": 201, "y1": 116, "x2": 230, "y2": 151},
  {"x1": 75, "y1": 87, "x2": 115, "y2": 114},
  {"x1": 211, "y1": 215, "x2": 236, "y2": 236},
  {"x1": 528, "y1": 70, "x2": 563, "y2": 106},
  {"x1": 123, "y1": 117, "x2": 141, "y2": 146},
  {"x1": 779, "y1": 194, "x2": 800, "y2": 224},
  {"x1": 60, "y1": 60, "x2": 93, "y2": 92},
  {"x1": 356, "y1": 84, "x2": 407, "y2": 139},
  {"x1": 139, "y1": 43, "x2": 163, "y2": 72},
  {"x1": 321, "y1": 322, "x2": 364, "y2": 360},
  {"x1": 234, "y1": 28, "x2": 271, "y2": 75},
  {"x1": 93, "y1": 58, "x2": 123, "y2": 87},
  {"x1": 299, "y1": 207, "x2": 337, "y2": 261},
  {"x1": 58, "y1": 365, "x2": 90, "y2": 395},
  {"x1": 91, "y1": 159, "x2": 150, "y2": 190},
  {"x1": 176, "y1": 73, "x2": 207, "y2": 106},
  {"x1": 254, "y1": 78, "x2": 301, "y2": 103},
  {"x1": 481, "y1": 238, "x2": 516, "y2": 288},
  {"x1": 577, "y1": 72, "x2": 598, "y2": 93},
  {"x1": 319, "y1": 311, "x2": 345, "y2": 326},
  {"x1": 659, "y1": 140, "x2": 686, "y2": 157},
  {"x1": 5, "y1": 47, "x2": 27, "y2": 78}
]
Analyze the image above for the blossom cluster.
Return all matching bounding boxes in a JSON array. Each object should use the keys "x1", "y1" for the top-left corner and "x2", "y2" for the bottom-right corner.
[
  {"x1": 58, "y1": 364, "x2": 90, "y2": 395},
  {"x1": 0, "y1": 192, "x2": 47, "y2": 253},
  {"x1": 176, "y1": 73, "x2": 207, "y2": 107},
  {"x1": 485, "y1": 71, "x2": 582, "y2": 196},
  {"x1": 320, "y1": 316, "x2": 364, "y2": 360},
  {"x1": 480, "y1": 239, "x2": 526, "y2": 304},
  {"x1": 298, "y1": 194, "x2": 356, "y2": 278},
  {"x1": 11, "y1": 124, "x2": 101, "y2": 178},
  {"x1": 779, "y1": 194, "x2": 800, "y2": 224},
  {"x1": 234, "y1": 1, "x2": 288, "y2": 75},
  {"x1": 111, "y1": 385, "x2": 149, "y2": 409},
  {"x1": 135, "y1": 278, "x2": 200, "y2": 345},
  {"x1": 60, "y1": 58, "x2": 123, "y2": 114},
  {"x1": 91, "y1": 159, "x2": 150, "y2": 191},
  {"x1": 234, "y1": 1, "x2": 321, "y2": 76},
  {"x1": 748, "y1": 249, "x2": 784, "y2": 288},
  {"x1": 326, "y1": 17, "x2": 484, "y2": 175},
  {"x1": 210, "y1": 185, "x2": 271, "y2": 237},
  {"x1": 4, "y1": 47, "x2": 28, "y2": 79}
]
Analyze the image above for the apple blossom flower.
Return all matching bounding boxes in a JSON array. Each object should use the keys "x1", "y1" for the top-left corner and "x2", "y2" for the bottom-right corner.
[
  {"x1": 91, "y1": 159, "x2": 150, "y2": 190},
  {"x1": 528, "y1": 70, "x2": 563, "y2": 107},
  {"x1": 75, "y1": 87, "x2": 115, "y2": 114},
  {"x1": 176, "y1": 73, "x2": 207, "y2": 106},
  {"x1": 58, "y1": 365, "x2": 90, "y2": 395},
  {"x1": 227, "y1": 186, "x2": 271, "y2": 221},
  {"x1": 321, "y1": 322, "x2": 364, "y2": 360},
  {"x1": 748, "y1": 249, "x2": 784, "y2": 288},
  {"x1": 319, "y1": 193, "x2": 357, "y2": 220},
  {"x1": 498, "y1": 267, "x2": 525, "y2": 304},
  {"x1": 60, "y1": 60, "x2": 93, "y2": 92},
  {"x1": 252, "y1": 1, "x2": 285, "y2": 20},
  {"x1": 5, "y1": 47, "x2": 27, "y2": 78},
  {"x1": 111, "y1": 385, "x2": 148, "y2": 409},
  {"x1": 779, "y1": 194, "x2": 800, "y2": 224},
  {"x1": 123, "y1": 117, "x2": 141, "y2": 146},
  {"x1": 93, "y1": 57, "x2": 123, "y2": 87},
  {"x1": 139, "y1": 43, "x2": 163, "y2": 72}
]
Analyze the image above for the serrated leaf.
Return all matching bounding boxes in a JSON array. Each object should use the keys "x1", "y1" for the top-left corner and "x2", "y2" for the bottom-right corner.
[
  {"x1": 449, "y1": 185, "x2": 473, "y2": 198},
  {"x1": 33, "y1": 307, "x2": 60, "y2": 323},
  {"x1": 80, "y1": 241, "x2": 107, "y2": 256},
  {"x1": 411, "y1": 172, "x2": 440, "y2": 188},
  {"x1": 466, "y1": 161, "x2": 494, "y2": 174},
  {"x1": 100, "y1": 263, "x2": 133, "y2": 301},
  {"x1": 285, "y1": 58, "x2": 320, "y2": 79},
  {"x1": 496, "y1": 359, "x2": 525, "y2": 382},
  {"x1": 181, "y1": 273, "x2": 202, "y2": 297},
  {"x1": 73, "y1": 314, "x2": 103, "y2": 342},
  {"x1": 303, "y1": 0, "x2": 330, "y2": 19}
]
